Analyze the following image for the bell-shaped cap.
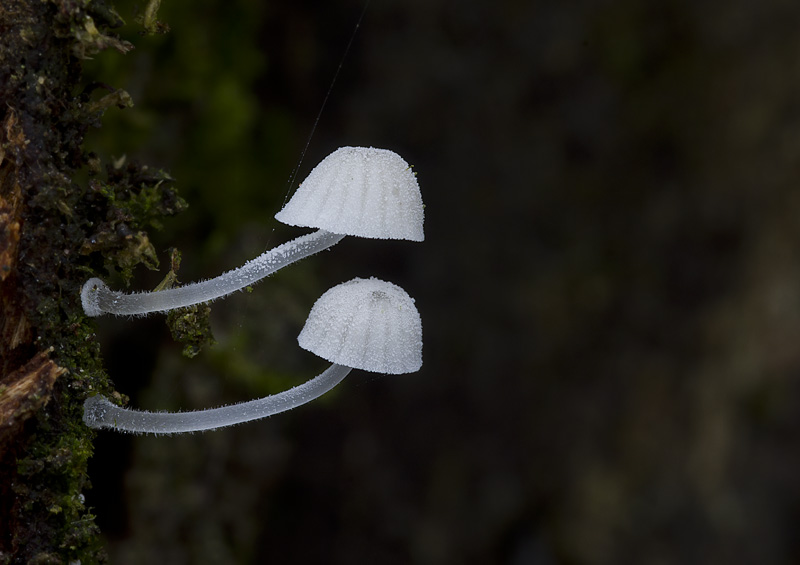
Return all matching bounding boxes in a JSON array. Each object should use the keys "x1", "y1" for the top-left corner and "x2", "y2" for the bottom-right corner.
[
  {"x1": 275, "y1": 147, "x2": 424, "y2": 241},
  {"x1": 298, "y1": 277, "x2": 423, "y2": 374}
]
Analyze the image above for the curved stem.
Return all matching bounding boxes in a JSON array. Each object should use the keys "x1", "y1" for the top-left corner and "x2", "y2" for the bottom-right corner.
[
  {"x1": 81, "y1": 229, "x2": 345, "y2": 317},
  {"x1": 83, "y1": 364, "x2": 352, "y2": 434}
]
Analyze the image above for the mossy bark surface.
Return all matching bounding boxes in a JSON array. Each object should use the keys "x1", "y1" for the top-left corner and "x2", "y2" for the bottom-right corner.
[{"x1": 0, "y1": 1, "x2": 181, "y2": 561}]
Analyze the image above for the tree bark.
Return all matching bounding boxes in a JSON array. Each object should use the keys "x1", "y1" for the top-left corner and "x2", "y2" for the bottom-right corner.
[{"x1": 0, "y1": 1, "x2": 179, "y2": 561}]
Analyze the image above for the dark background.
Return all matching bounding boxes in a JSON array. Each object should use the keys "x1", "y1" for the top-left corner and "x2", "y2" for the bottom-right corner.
[{"x1": 84, "y1": 0, "x2": 800, "y2": 563}]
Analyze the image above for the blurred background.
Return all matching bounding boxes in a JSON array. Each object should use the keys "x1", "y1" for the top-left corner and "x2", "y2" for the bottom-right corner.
[{"x1": 83, "y1": 0, "x2": 800, "y2": 563}]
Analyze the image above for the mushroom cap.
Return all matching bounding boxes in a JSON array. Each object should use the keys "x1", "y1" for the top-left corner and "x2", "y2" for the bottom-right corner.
[
  {"x1": 275, "y1": 147, "x2": 424, "y2": 241},
  {"x1": 298, "y1": 277, "x2": 423, "y2": 374}
]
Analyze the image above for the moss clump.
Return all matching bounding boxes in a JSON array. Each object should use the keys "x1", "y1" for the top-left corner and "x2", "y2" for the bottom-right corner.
[
  {"x1": 79, "y1": 159, "x2": 186, "y2": 281},
  {"x1": 158, "y1": 249, "x2": 216, "y2": 359}
]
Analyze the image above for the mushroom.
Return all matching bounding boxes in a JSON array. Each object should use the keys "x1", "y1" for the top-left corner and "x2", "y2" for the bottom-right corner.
[
  {"x1": 83, "y1": 277, "x2": 422, "y2": 434},
  {"x1": 81, "y1": 147, "x2": 424, "y2": 317}
]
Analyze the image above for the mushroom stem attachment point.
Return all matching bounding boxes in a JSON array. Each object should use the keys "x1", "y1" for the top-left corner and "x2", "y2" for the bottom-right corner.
[
  {"x1": 81, "y1": 229, "x2": 345, "y2": 317},
  {"x1": 83, "y1": 363, "x2": 352, "y2": 434}
]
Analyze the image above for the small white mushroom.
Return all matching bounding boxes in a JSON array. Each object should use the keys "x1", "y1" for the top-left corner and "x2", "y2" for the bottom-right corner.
[
  {"x1": 81, "y1": 147, "x2": 424, "y2": 317},
  {"x1": 83, "y1": 277, "x2": 422, "y2": 434},
  {"x1": 276, "y1": 147, "x2": 424, "y2": 242},
  {"x1": 298, "y1": 277, "x2": 422, "y2": 374}
]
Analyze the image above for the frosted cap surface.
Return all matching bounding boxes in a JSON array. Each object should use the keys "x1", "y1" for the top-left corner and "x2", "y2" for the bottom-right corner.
[
  {"x1": 275, "y1": 147, "x2": 424, "y2": 241},
  {"x1": 298, "y1": 277, "x2": 423, "y2": 374}
]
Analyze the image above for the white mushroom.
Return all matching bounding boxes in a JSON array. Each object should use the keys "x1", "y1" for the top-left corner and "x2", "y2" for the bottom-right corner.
[
  {"x1": 298, "y1": 277, "x2": 422, "y2": 374},
  {"x1": 81, "y1": 147, "x2": 424, "y2": 317},
  {"x1": 276, "y1": 147, "x2": 424, "y2": 242},
  {"x1": 83, "y1": 277, "x2": 422, "y2": 434}
]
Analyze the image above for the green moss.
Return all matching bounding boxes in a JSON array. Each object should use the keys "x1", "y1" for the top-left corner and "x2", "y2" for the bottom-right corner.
[
  {"x1": 166, "y1": 304, "x2": 216, "y2": 358},
  {"x1": 158, "y1": 249, "x2": 216, "y2": 358},
  {"x1": 76, "y1": 160, "x2": 187, "y2": 281}
]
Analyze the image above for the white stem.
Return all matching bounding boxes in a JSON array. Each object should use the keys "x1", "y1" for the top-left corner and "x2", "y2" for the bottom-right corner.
[
  {"x1": 81, "y1": 229, "x2": 345, "y2": 317},
  {"x1": 83, "y1": 363, "x2": 352, "y2": 434}
]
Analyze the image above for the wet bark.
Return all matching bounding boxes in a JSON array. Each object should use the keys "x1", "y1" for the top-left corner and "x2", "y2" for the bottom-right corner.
[{"x1": 0, "y1": 1, "x2": 178, "y2": 561}]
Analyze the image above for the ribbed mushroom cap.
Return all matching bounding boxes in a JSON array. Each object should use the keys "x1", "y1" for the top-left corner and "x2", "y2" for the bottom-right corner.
[
  {"x1": 275, "y1": 147, "x2": 424, "y2": 241},
  {"x1": 298, "y1": 277, "x2": 423, "y2": 374}
]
